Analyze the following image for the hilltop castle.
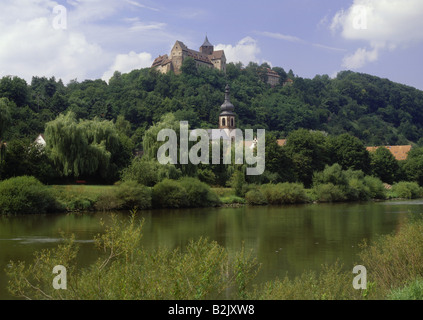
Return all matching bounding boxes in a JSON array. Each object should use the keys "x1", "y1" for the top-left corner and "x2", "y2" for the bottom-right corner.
[{"x1": 151, "y1": 36, "x2": 226, "y2": 74}]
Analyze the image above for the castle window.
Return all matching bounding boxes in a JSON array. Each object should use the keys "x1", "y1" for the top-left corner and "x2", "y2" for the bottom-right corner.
[
  {"x1": 222, "y1": 118, "x2": 226, "y2": 127},
  {"x1": 231, "y1": 118, "x2": 234, "y2": 127}
]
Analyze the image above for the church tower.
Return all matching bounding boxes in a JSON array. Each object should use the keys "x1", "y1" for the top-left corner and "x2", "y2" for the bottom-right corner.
[
  {"x1": 200, "y1": 35, "x2": 214, "y2": 56},
  {"x1": 219, "y1": 85, "x2": 236, "y2": 130}
]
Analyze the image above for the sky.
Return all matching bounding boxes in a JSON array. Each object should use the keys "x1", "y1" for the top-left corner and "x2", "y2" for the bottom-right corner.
[{"x1": 1, "y1": 0, "x2": 423, "y2": 90}]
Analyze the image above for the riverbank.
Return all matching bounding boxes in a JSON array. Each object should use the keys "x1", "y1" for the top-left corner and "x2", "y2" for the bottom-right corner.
[{"x1": 1, "y1": 173, "x2": 423, "y2": 215}]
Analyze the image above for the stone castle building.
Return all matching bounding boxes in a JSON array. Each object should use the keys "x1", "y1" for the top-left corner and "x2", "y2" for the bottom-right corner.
[{"x1": 151, "y1": 36, "x2": 226, "y2": 74}]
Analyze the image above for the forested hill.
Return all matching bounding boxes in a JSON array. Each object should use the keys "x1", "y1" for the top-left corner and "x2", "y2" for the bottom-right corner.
[{"x1": 1, "y1": 59, "x2": 423, "y2": 147}]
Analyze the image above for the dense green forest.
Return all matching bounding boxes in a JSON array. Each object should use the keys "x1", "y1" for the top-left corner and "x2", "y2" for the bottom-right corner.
[
  {"x1": 2, "y1": 59, "x2": 423, "y2": 189},
  {"x1": 1, "y1": 60, "x2": 423, "y2": 146}
]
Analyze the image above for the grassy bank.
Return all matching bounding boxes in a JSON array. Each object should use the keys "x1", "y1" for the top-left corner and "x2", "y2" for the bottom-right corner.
[{"x1": 1, "y1": 171, "x2": 423, "y2": 215}]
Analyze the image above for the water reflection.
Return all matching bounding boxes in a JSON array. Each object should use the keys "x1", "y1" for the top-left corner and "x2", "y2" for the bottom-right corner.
[{"x1": 1, "y1": 200, "x2": 422, "y2": 300}]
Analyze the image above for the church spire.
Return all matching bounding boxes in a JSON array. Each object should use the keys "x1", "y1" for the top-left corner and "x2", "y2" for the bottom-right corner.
[
  {"x1": 200, "y1": 35, "x2": 214, "y2": 55},
  {"x1": 219, "y1": 84, "x2": 236, "y2": 130}
]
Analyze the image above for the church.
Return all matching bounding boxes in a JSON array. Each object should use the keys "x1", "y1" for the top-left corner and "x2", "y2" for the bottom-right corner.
[{"x1": 151, "y1": 36, "x2": 226, "y2": 74}]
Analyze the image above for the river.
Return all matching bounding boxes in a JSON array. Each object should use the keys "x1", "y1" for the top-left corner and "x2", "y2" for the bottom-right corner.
[{"x1": 1, "y1": 199, "x2": 422, "y2": 300}]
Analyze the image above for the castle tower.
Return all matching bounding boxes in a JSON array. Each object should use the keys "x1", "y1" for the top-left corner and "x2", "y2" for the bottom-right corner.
[
  {"x1": 200, "y1": 35, "x2": 214, "y2": 56},
  {"x1": 219, "y1": 84, "x2": 236, "y2": 130}
]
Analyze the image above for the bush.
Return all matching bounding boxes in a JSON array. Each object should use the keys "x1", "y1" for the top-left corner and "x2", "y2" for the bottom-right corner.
[
  {"x1": 388, "y1": 278, "x2": 423, "y2": 300},
  {"x1": 363, "y1": 176, "x2": 386, "y2": 199},
  {"x1": 359, "y1": 220, "x2": 423, "y2": 297},
  {"x1": 6, "y1": 214, "x2": 261, "y2": 300},
  {"x1": 0, "y1": 176, "x2": 58, "y2": 214},
  {"x1": 152, "y1": 179, "x2": 189, "y2": 208},
  {"x1": 313, "y1": 183, "x2": 346, "y2": 203},
  {"x1": 121, "y1": 158, "x2": 182, "y2": 187},
  {"x1": 245, "y1": 189, "x2": 268, "y2": 206},
  {"x1": 197, "y1": 168, "x2": 216, "y2": 185},
  {"x1": 260, "y1": 183, "x2": 309, "y2": 205},
  {"x1": 313, "y1": 164, "x2": 348, "y2": 187},
  {"x1": 390, "y1": 182, "x2": 422, "y2": 199},
  {"x1": 179, "y1": 177, "x2": 220, "y2": 208},
  {"x1": 347, "y1": 178, "x2": 371, "y2": 201}
]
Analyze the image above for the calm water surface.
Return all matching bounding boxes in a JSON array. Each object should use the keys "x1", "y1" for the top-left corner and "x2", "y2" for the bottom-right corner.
[{"x1": 1, "y1": 200, "x2": 422, "y2": 300}]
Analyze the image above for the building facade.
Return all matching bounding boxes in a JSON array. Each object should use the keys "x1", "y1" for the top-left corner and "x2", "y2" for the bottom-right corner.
[{"x1": 152, "y1": 36, "x2": 226, "y2": 74}]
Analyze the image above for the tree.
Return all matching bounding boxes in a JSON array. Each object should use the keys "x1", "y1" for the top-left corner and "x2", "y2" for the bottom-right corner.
[
  {"x1": 285, "y1": 129, "x2": 329, "y2": 187},
  {"x1": 0, "y1": 98, "x2": 12, "y2": 162},
  {"x1": 45, "y1": 112, "x2": 122, "y2": 181},
  {"x1": 327, "y1": 133, "x2": 371, "y2": 173},
  {"x1": 370, "y1": 147, "x2": 400, "y2": 184},
  {"x1": 403, "y1": 147, "x2": 423, "y2": 186}
]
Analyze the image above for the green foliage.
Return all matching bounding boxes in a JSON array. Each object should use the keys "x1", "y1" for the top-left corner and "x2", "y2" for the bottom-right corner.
[
  {"x1": 121, "y1": 157, "x2": 181, "y2": 187},
  {"x1": 389, "y1": 182, "x2": 422, "y2": 199},
  {"x1": 312, "y1": 164, "x2": 386, "y2": 202},
  {"x1": 227, "y1": 168, "x2": 246, "y2": 197},
  {"x1": 45, "y1": 112, "x2": 123, "y2": 181},
  {"x1": 313, "y1": 183, "x2": 346, "y2": 203},
  {"x1": 0, "y1": 139, "x2": 59, "y2": 183},
  {"x1": 388, "y1": 278, "x2": 423, "y2": 300},
  {"x1": 0, "y1": 176, "x2": 58, "y2": 215},
  {"x1": 6, "y1": 214, "x2": 261, "y2": 300},
  {"x1": 327, "y1": 133, "x2": 370, "y2": 173},
  {"x1": 359, "y1": 220, "x2": 423, "y2": 297},
  {"x1": 245, "y1": 188, "x2": 268, "y2": 206},
  {"x1": 178, "y1": 177, "x2": 220, "y2": 208},
  {"x1": 250, "y1": 262, "x2": 363, "y2": 300},
  {"x1": 403, "y1": 147, "x2": 423, "y2": 186},
  {"x1": 260, "y1": 183, "x2": 309, "y2": 205},
  {"x1": 370, "y1": 147, "x2": 400, "y2": 184},
  {"x1": 285, "y1": 129, "x2": 329, "y2": 187},
  {"x1": 152, "y1": 179, "x2": 188, "y2": 209}
]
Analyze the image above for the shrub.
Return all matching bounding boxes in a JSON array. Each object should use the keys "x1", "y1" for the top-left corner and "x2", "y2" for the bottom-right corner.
[
  {"x1": 152, "y1": 179, "x2": 189, "y2": 208},
  {"x1": 121, "y1": 158, "x2": 182, "y2": 187},
  {"x1": 0, "y1": 176, "x2": 58, "y2": 214},
  {"x1": 313, "y1": 183, "x2": 346, "y2": 203},
  {"x1": 313, "y1": 164, "x2": 348, "y2": 187},
  {"x1": 197, "y1": 168, "x2": 216, "y2": 185},
  {"x1": 388, "y1": 278, "x2": 423, "y2": 300},
  {"x1": 363, "y1": 176, "x2": 386, "y2": 199},
  {"x1": 347, "y1": 178, "x2": 371, "y2": 201},
  {"x1": 391, "y1": 182, "x2": 422, "y2": 199},
  {"x1": 114, "y1": 181, "x2": 152, "y2": 210},
  {"x1": 245, "y1": 189, "x2": 268, "y2": 206},
  {"x1": 260, "y1": 183, "x2": 309, "y2": 205},
  {"x1": 179, "y1": 177, "x2": 220, "y2": 208},
  {"x1": 359, "y1": 220, "x2": 423, "y2": 297},
  {"x1": 6, "y1": 214, "x2": 261, "y2": 300}
]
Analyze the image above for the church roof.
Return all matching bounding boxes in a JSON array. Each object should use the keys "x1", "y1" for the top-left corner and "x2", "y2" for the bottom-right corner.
[
  {"x1": 202, "y1": 36, "x2": 213, "y2": 47},
  {"x1": 220, "y1": 85, "x2": 235, "y2": 116}
]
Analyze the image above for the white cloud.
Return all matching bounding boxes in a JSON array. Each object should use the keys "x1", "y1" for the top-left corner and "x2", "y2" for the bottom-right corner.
[
  {"x1": 0, "y1": 0, "x2": 170, "y2": 84},
  {"x1": 215, "y1": 37, "x2": 262, "y2": 66},
  {"x1": 256, "y1": 31, "x2": 304, "y2": 44},
  {"x1": 102, "y1": 51, "x2": 153, "y2": 82},
  {"x1": 0, "y1": 2, "x2": 106, "y2": 84},
  {"x1": 331, "y1": 0, "x2": 423, "y2": 68},
  {"x1": 342, "y1": 47, "x2": 379, "y2": 69}
]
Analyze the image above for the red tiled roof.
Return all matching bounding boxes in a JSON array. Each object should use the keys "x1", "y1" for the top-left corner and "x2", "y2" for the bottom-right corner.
[{"x1": 366, "y1": 145, "x2": 412, "y2": 161}]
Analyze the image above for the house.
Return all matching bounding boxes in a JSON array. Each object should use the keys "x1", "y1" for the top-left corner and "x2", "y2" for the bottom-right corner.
[
  {"x1": 277, "y1": 139, "x2": 287, "y2": 147},
  {"x1": 366, "y1": 145, "x2": 412, "y2": 161},
  {"x1": 265, "y1": 68, "x2": 281, "y2": 87},
  {"x1": 152, "y1": 36, "x2": 226, "y2": 74},
  {"x1": 34, "y1": 134, "x2": 46, "y2": 147},
  {"x1": 283, "y1": 79, "x2": 294, "y2": 87}
]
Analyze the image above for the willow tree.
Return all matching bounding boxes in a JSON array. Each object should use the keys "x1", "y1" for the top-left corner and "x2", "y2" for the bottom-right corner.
[
  {"x1": 143, "y1": 113, "x2": 197, "y2": 177},
  {"x1": 0, "y1": 98, "x2": 12, "y2": 162},
  {"x1": 45, "y1": 112, "x2": 121, "y2": 179}
]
